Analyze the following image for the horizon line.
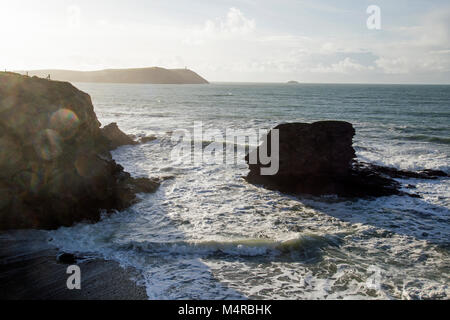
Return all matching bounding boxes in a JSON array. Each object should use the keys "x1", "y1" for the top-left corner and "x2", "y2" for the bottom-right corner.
[{"x1": 6, "y1": 70, "x2": 449, "y2": 86}]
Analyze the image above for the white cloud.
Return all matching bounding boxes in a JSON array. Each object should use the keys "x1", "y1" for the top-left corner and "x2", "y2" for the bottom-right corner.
[
  {"x1": 2, "y1": 3, "x2": 449, "y2": 83},
  {"x1": 184, "y1": 7, "x2": 255, "y2": 45},
  {"x1": 372, "y1": 8, "x2": 450, "y2": 75},
  {"x1": 312, "y1": 58, "x2": 372, "y2": 74},
  {"x1": 220, "y1": 7, "x2": 256, "y2": 34}
]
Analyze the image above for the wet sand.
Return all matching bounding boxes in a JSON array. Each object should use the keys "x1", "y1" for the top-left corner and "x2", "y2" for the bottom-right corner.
[{"x1": 0, "y1": 234, "x2": 147, "y2": 300}]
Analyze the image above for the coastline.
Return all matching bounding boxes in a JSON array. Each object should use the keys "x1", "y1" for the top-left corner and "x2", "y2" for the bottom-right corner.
[
  {"x1": 0, "y1": 233, "x2": 147, "y2": 300},
  {"x1": 0, "y1": 75, "x2": 448, "y2": 299}
]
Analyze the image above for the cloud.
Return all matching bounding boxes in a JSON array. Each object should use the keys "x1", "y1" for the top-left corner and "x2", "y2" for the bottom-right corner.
[
  {"x1": 375, "y1": 52, "x2": 450, "y2": 74},
  {"x1": 4, "y1": 3, "x2": 449, "y2": 83},
  {"x1": 184, "y1": 7, "x2": 255, "y2": 45},
  {"x1": 373, "y1": 8, "x2": 450, "y2": 74},
  {"x1": 414, "y1": 8, "x2": 450, "y2": 47},
  {"x1": 219, "y1": 7, "x2": 256, "y2": 34},
  {"x1": 312, "y1": 58, "x2": 372, "y2": 74}
]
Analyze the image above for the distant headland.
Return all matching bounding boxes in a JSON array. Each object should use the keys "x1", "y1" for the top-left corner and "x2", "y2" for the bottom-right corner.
[
  {"x1": 23, "y1": 67, "x2": 209, "y2": 84},
  {"x1": 287, "y1": 80, "x2": 299, "y2": 84}
]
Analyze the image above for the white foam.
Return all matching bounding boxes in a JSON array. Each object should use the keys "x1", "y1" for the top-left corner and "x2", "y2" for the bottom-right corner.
[{"x1": 48, "y1": 83, "x2": 450, "y2": 300}]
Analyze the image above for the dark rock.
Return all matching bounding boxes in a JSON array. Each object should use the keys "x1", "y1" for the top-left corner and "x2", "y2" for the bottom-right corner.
[
  {"x1": 115, "y1": 176, "x2": 160, "y2": 207},
  {"x1": 101, "y1": 122, "x2": 138, "y2": 150},
  {"x1": 101, "y1": 125, "x2": 157, "y2": 149},
  {"x1": 354, "y1": 162, "x2": 448, "y2": 180},
  {"x1": 56, "y1": 252, "x2": 77, "y2": 264},
  {"x1": 245, "y1": 121, "x2": 446, "y2": 198},
  {"x1": 139, "y1": 136, "x2": 157, "y2": 144},
  {"x1": 128, "y1": 177, "x2": 160, "y2": 193},
  {"x1": 419, "y1": 169, "x2": 448, "y2": 178},
  {"x1": 247, "y1": 121, "x2": 356, "y2": 179},
  {"x1": 0, "y1": 73, "x2": 159, "y2": 230}
]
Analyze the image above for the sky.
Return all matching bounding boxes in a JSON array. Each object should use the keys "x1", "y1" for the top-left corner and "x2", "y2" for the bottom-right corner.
[{"x1": 1, "y1": 0, "x2": 449, "y2": 83}]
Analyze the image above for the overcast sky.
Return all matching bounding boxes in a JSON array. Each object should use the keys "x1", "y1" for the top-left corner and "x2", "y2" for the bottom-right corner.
[{"x1": 1, "y1": 0, "x2": 449, "y2": 83}]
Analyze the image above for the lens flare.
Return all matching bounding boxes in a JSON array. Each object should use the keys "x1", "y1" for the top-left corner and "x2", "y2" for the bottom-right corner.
[
  {"x1": 14, "y1": 164, "x2": 44, "y2": 195},
  {"x1": 33, "y1": 129, "x2": 62, "y2": 161},
  {"x1": 29, "y1": 164, "x2": 44, "y2": 194},
  {"x1": 50, "y1": 108, "x2": 80, "y2": 139}
]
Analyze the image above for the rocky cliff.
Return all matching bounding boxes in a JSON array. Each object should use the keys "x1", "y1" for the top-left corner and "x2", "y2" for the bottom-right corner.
[{"x1": 0, "y1": 72, "x2": 158, "y2": 230}]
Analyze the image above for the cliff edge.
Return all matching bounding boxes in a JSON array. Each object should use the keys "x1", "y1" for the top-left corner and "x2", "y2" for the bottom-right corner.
[{"x1": 0, "y1": 72, "x2": 158, "y2": 230}]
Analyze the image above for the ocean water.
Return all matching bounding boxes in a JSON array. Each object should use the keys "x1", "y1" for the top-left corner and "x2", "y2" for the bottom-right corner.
[{"x1": 48, "y1": 83, "x2": 450, "y2": 299}]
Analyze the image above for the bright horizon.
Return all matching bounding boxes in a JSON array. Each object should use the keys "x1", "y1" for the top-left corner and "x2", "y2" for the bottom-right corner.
[{"x1": 2, "y1": 0, "x2": 449, "y2": 84}]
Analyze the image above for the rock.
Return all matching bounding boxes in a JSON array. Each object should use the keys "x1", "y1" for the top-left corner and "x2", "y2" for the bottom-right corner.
[
  {"x1": 128, "y1": 177, "x2": 160, "y2": 193},
  {"x1": 56, "y1": 252, "x2": 77, "y2": 264},
  {"x1": 247, "y1": 121, "x2": 356, "y2": 179},
  {"x1": 101, "y1": 122, "x2": 138, "y2": 150},
  {"x1": 245, "y1": 121, "x2": 446, "y2": 198},
  {"x1": 139, "y1": 136, "x2": 157, "y2": 144},
  {"x1": 115, "y1": 176, "x2": 160, "y2": 207},
  {"x1": 101, "y1": 125, "x2": 157, "y2": 149},
  {"x1": 354, "y1": 162, "x2": 448, "y2": 180},
  {"x1": 0, "y1": 73, "x2": 159, "y2": 230}
]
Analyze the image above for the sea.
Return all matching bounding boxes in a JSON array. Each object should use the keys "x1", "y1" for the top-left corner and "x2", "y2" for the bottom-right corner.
[{"x1": 32, "y1": 83, "x2": 450, "y2": 299}]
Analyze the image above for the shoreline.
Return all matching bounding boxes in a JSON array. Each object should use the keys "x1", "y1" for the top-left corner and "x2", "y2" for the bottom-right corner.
[{"x1": 0, "y1": 233, "x2": 147, "y2": 300}]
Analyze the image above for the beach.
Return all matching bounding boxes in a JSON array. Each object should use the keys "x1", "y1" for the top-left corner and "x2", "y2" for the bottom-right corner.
[{"x1": 0, "y1": 231, "x2": 147, "y2": 300}]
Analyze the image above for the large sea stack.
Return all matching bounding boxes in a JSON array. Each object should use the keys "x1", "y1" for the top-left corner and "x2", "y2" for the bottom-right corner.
[
  {"x1": 0, "y1": 72, "x2": 158, "y2": 230},
  {"x1": 245, "y1": 121, "x2": 447, "y2": 197}
]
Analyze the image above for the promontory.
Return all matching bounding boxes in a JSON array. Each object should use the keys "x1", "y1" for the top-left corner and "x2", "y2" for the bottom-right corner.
[
  {"x1": 0, "y1": 72, "x2": 159, "y2": 230},
  {"x1": 25, "y1": 67, "x2": 209, "y2": 84}
]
